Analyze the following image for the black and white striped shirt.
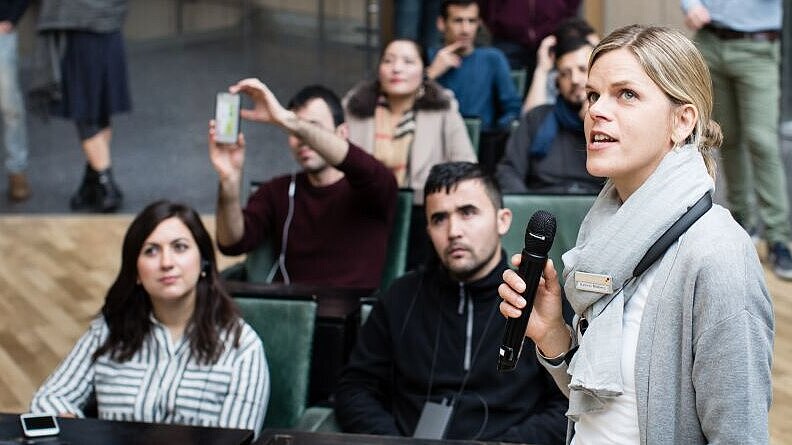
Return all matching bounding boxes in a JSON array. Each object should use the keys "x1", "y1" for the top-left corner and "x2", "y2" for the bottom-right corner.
[{"x1": 31, "y1": 316, "x2": 269, "y2": 433}]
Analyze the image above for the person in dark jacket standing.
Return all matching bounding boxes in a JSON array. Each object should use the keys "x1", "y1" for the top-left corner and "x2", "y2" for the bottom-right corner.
[
  {"x1": 37, "y1": 0, "x2": 130, "y2": 212},
  {"x1": 335, "y1": 162, "x2": 567, "y2": 444}
]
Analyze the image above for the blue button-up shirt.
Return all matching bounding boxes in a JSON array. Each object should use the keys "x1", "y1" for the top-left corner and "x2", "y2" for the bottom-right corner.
[{"x1": 681, "y1": 0, "x2": 781, "y2": 31}]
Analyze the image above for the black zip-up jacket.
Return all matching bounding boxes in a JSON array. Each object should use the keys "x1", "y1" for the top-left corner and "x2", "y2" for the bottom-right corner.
[{"x1": 335, "y1": 253, "x2": 568, "y2": 444}]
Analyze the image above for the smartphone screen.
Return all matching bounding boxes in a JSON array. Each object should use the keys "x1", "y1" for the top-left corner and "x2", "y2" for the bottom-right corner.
[{"x1": 215, "y1": 92, "x2": 241, "y2": 145}]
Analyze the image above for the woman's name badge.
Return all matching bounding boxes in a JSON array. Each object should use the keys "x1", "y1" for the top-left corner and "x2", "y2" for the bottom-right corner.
[{"x1": 574, "y1": 272, "x2": 613, "y2": 294}]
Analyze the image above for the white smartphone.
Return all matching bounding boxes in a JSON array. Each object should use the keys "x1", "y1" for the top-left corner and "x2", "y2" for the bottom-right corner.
[
  {"x1": 20, "y1": 413, "x2": 60, "y2": 437},
  {"x1": 214, "y1": 92, "x2": 241, "y2": 145}
]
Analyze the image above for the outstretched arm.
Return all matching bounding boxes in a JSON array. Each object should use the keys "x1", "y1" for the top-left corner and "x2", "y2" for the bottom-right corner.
[
  {"x1": 209, "y1": 120, "x2": 247, "y2": 248},
  {"x1": 230, "y1": 78, "x2": 349, "y2": 166}
]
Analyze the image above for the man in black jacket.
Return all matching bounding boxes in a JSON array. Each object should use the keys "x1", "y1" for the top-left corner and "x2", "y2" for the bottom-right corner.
[{"x1": 335, "y1": 162, "x2": 568, "y2": 444}]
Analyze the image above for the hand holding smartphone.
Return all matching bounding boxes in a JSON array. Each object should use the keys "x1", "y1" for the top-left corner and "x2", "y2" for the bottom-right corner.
[{"x1": 214, "y1": 92, "x2": 241, "y2": 145}]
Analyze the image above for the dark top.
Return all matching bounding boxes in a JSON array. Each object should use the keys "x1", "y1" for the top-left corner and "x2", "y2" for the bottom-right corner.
[
  {"x1": 477, "y1": 0, "x2": 581, "y2": 49},
  {"x1": 37, "y1": 0, "x2": 127, "y2": 33},
  {"x1": 335, "y1": 254, "x2": 568, "y2": 444},
  {"x1": 0, "y1": 0, "x2": 28, "y2": 24},
  {"x1": 496, "y1": 103, "x2": 603, "y2": 194},
  {"x1": 219, "y1": 143, "x2": 398, "y2": 289}
]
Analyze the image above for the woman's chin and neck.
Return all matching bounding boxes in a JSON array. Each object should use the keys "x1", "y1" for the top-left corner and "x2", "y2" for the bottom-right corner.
[
  {"x1": 385, "y1": 92, "x2": 416, "y2": 115},
  {"x1": 151, "y1": 293, "x2": 196, "y2": 342}
]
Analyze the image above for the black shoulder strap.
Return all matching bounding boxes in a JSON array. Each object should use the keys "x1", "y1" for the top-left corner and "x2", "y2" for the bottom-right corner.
[{"x1": 632, "y1": 192, "x2": 713, "y2": 278}]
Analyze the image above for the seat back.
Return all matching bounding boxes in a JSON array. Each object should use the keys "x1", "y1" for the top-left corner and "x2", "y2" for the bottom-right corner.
[
  {"x1": 234, "y1": 296, "x2": 317, "y2": 428},
  {"x1": 463, "y1": 117, "x2": 482, "y2": 155},
  {"x1": 379, "y1": 189, "x2": 413, "y2": 290},
  {"x1": 510, "y1": 69, "x2": 528, "y2": 97},
  {"x1": 244, "y1": 240, "x2": 277, "y2": 283},
  {"x1": 502, "y1": 194, "x2": 596, "y2": 276}
]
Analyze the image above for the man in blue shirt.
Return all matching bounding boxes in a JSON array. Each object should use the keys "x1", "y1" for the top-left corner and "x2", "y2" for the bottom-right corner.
[
  {"x1": 426, "y1": 0, "x2": 521, "y2": 173},
  {"x1": 682, "y1": 0, "x2": 792, "y2": 280},
  {"x1": 427, "y1": 0, "x2": 521, "y2": 134}
]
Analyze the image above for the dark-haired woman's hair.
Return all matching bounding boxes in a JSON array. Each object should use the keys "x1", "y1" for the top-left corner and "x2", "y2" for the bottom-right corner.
[
  {"x1": 93, "y1": 200, "x2": 242, "y2": 365},
  {"x1": 345, "y1": 38, "x2": 451, "y2": 118}
]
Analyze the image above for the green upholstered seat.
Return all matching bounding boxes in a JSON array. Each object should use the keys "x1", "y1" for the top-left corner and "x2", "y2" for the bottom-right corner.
[
  {"x1": 234, "y1": 296, "x2": 317, "y2": 429},
  {"x1": 378, "y1": 189, "x2": 413, "y2": 291},
  {"x1": 502, "y1": 194, "x2": 596, "y2": 276},
  {"x1": 463, "y1": 117, "x2": 482, "y2": 155},
  {"x1": 510, "y1": 69, "x2": 528, "y2": 97},
  {"x1": 219, "y1": 234, "x2": 275, "y2": 283}
]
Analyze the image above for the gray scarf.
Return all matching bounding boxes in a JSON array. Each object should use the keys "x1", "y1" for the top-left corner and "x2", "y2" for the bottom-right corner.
[{"x1": 560, "y1": 145, "x2": 714, "y2": 419}]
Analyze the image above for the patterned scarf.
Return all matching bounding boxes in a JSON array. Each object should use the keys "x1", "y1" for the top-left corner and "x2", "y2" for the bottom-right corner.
[{"x1": 373, "y1": 96, "x2": 416, "y2": 186}]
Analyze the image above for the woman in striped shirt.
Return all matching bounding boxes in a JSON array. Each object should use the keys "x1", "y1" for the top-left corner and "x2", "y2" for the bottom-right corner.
[{"x1": 31, "y1": 200, "x2": 269, "y2": 434}]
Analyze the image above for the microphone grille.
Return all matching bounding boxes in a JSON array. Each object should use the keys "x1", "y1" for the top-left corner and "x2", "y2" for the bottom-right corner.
[{"x1": 524, "y1": 210, "x2": 556, "y2": 255}]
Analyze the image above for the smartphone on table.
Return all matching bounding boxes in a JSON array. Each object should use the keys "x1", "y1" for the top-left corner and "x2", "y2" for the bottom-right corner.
[
  {"x1": 214, "y1": 92, "x2": 241, "y2": 145},
  {"x1": 20, "y1": 413, "x2": 60, "y2": 438}
]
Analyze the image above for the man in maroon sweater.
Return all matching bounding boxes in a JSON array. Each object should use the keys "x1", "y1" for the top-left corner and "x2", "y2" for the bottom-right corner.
[{"x1": 208, "y1": 79, "x2": 397, "y2": 288}]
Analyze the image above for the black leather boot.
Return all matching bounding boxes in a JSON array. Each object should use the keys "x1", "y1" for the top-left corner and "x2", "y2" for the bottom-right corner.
[
  {"x1": 95, "y1": 167, "x2": 123, "y2": 213},
  {"x1": 69, "y1": 164, "x2": 123, "y2": 212},
  {"x1": 69, "y1": 164, "x2": 98, "y2": 211}
]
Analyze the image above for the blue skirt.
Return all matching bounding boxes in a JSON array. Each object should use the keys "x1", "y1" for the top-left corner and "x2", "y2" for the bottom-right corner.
[{"x1": 55, "y1": 30, "x2": 132, "y2": 123}]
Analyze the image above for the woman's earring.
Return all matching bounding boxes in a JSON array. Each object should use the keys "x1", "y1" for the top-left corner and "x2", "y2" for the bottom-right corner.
[
  {"x1": 200, "y1": 259, "x2": 210, "y2": 278},
  {"x1": 417, "y1": 82, "x2": 426, "y2": 99}
]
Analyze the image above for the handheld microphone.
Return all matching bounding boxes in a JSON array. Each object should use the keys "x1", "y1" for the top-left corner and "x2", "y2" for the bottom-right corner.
[{"x1": 497, "y1": 210, "x2": 556, "y2": 372}]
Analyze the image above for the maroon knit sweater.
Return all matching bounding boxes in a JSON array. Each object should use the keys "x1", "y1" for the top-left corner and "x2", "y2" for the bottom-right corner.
[
  {"x1": 477, "y1": 0, "x2": 581, "y2": 49},
  {"x1": 219, "y1": 143, "x2": 398, "y2": 288}
]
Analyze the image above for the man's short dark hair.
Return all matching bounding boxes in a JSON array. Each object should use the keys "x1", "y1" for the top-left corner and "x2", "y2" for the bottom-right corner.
[
  {"x1": 552, "y1": 35, "x2": 592, "y2": 67},
  {"x1": 555, "y1": 17, "x2": 596, "y2": 42},
  {"x1": 552, "y1": 18, "x2": 595, "y2": 65},
  {"x1": 440, "y1": 0, "x2": 478, "y2": 20},
  {"x1": 287, "y1": 85, "x2": 345, "y2": 127},
  {"x1": 424, "y1": 162, "x2": 503, "y2": 209}
]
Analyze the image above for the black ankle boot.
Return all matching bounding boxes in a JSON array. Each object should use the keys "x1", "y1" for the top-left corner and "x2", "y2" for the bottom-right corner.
[
  {"x1": 69, "y1": 164, "x2": 99, "y2": 211},
  {"x1": 69, "y1": 164, "x2": 123, "y2": 213},
  {"x1": 95, "y1": 167, "x2": 123, "y2": 213}
]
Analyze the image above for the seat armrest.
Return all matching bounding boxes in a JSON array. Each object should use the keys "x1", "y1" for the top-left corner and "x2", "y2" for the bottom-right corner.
[
  {"x1": 220, "y1": 261, "x2": 247, "y2": 281},
  {"x1": 295, "y1": 406, "x2": 340, "y2": 432}
]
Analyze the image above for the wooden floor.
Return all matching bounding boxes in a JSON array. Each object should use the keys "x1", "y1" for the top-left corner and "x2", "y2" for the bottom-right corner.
[{"x1": 1, "y1": 215, "x2": 791, "y2": 442}]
